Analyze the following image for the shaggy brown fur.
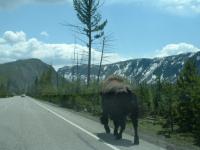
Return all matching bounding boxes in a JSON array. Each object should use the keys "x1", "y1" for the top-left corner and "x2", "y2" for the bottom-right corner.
[{"x1": 101, "y1": 76, "x2": 131, "y2": 94}]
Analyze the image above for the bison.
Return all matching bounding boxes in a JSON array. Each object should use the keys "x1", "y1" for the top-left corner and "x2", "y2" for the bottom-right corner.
[{"x1": 100, "y1": 76, "x2": 139, "y2": 145}]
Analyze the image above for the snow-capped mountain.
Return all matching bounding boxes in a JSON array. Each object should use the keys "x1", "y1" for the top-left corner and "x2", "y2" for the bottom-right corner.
[{"x1": 58, "y1": 52, "x2": 200, "y2": 84}]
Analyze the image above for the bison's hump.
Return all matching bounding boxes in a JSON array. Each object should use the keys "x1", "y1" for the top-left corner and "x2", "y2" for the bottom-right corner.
[{"x1": 101, "y1": 76, "x2": 131, "y2": 94}]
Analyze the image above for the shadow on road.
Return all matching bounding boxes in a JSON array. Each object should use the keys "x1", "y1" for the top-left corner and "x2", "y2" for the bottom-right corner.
[{"x1": 96, "y1": 133, "x2": 134, "y2": 147}]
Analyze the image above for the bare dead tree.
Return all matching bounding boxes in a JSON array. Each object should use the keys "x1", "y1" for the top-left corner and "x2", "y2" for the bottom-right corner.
[
  {"x1": 72, "y1": 45, "x2": 76, "y2": 82},
  {"x1": 97, "y1": 37, "x2": 105, "y2": 83},
  {"x1": 76, "y1": 48, "x2": 79, "y2": 81},
  {"x1": 96, "y1": 33, "x2": 115, "y2": 83}
]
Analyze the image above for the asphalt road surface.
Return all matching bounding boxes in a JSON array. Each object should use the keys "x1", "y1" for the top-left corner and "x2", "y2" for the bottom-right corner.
[{"x1": 0, "y1": 96, "x2": 166, "y2": 150}]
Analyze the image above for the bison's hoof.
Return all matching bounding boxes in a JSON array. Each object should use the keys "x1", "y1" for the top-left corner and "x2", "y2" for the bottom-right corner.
[
  {"x1": 106, "y1": 130, "x2": 110, "y2": 134},
  {"x1": 114, "y1": 131, "x2": 118, "y2": 137},
  {"x1": 134, "y1": 137, "x2": 139, "y2": 145},
  {"x1": 116, "y1": 134, "x2": 122, "y2": 140},
  {"x1": 105, "y1": 128, "x2": 110, "y2": 134}
]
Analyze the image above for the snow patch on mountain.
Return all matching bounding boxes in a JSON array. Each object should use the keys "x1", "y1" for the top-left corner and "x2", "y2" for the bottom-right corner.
[
  {"x1": 58, "y1": 51, "x2": 200, "y2": 84},
  {"x1": 142, "y1": 63, "x2": 159, "y2": 81}
]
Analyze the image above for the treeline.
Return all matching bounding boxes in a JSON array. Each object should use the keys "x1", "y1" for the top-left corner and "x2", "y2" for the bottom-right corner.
[
  {"x1": 0, "y1": 76, "x2": 9, "y2": 97},
  {"x1": 136, "y1": 59, "x2": 200, "y2": 145},
  {"x1": 28, "y1": 68, "x2": 102, "y2": 116},
  {"x1": 29, "y1": 59, "x2": 200, "y2": 146}
]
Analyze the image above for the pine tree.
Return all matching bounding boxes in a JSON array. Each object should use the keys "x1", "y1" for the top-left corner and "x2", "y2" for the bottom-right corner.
[
  {"x1": 176, "y1": 59, "x2": 199, "y2": 132},
  {"x1": 73, "y1": 0, "x2": 107, "y2": 86},
  {"x1": 37, "y1": 68, "x2": 57, "y2": 97},
  {"x1": 0, "y1": 76, "x2": 8, "y2": 97},
  {"x1": 152, "y1": 76, "x2": 162, "y2": 117},
  {"x1": 137, "y1": 83, "x2": 151, "y2": 117},
  {"x1": 161, "y1": 82, "x2": 176, "y2": 133},
  {"x1": 0, "y1": 84, "x2": 7, "y2": 97},
  {"x1": 193, "y1": 77, "x2": 200, "y2": 145},
  {"x1": 190, "y1": 66, "x2": 200, "y2": 145}
]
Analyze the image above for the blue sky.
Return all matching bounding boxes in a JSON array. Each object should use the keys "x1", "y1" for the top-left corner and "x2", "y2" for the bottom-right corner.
[{"x1": 1, "y1": 0, "x2": 200, "y2": 68}]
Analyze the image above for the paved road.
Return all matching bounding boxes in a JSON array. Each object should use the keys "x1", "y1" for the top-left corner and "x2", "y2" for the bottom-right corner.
[{"x1": 0, "y1": 96, "x2": 165, "y2": 150}]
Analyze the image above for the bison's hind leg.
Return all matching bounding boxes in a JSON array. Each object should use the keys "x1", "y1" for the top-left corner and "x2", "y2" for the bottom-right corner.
[
  {"x1": 100, "y1": 114, "x2": 110, "y2": 134},
  {"x1": 113, "y1": 118, "x2": 126, "y2": 140},
  {"x1": 116, "y1": 118, "x2": 126, "y2": 140},
  {"x1": 130, "y1": 114, "x2": 139, "y2": 145},
  {"x1": 113, "y1": 120, "x2": 119, "y2": 137}
]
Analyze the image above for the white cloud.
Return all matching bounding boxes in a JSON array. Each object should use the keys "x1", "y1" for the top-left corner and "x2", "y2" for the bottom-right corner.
[
  {"x1": 3, "y1": 31, "x2": 26, "y2": 44},
  {"x1": 40, "y1": 31, "x2": 49, "y2": 37},
  {"x1": 0, "y1": 0, "x2": 70, "y2": 9},
  {"x1": 1, "y1": 31, "x2": 199, "y2": 69},
  {"x1": 156, "y1": 0, "x2": 200, "y2": 16},
  {"x1": 0, "y1": 31, "x2": 125, "y2": 69},
  {"x1": 156, "y1": 43, "x2": 200, "y2": 57},
  {"x1": 106, "y1": 0, "x2": 200, "y2": 16}
]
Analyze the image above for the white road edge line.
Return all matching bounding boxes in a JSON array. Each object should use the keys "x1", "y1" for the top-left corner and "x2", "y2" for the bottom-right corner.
[{"x1": 33, "y1": 100, "x2": 120, "y2": 150}]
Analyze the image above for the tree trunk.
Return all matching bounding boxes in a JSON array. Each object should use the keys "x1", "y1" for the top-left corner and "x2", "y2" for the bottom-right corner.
[
  {"x1": 97, "y1": 37, "x2": 105, "y2": 83},
  {"x1": 87, "y1": 30, "x2": 92, "y2": 86},
  {"x1": 87, "y1": 0, "x2": 92, "y2": 87}
]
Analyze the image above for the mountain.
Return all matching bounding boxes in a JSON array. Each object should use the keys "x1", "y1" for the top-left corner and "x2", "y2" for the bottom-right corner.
[
  {"x1": 58, "y1": 51, "x2": 200, "y2": 84},
  {"x1": 0, "y1": 59, "x2": 58, "y2": 94}
]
